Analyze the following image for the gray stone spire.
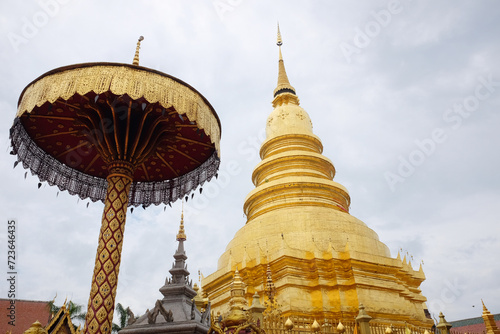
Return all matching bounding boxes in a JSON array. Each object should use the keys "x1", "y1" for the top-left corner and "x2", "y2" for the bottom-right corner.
[{"x1": 120, "y1": 211, "x2": 210, "y2": 334}]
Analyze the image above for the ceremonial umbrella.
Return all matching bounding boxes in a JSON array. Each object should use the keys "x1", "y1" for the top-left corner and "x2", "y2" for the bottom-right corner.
[{"x1": 9, "y1": 38, "x2": 221, "y2": 334}]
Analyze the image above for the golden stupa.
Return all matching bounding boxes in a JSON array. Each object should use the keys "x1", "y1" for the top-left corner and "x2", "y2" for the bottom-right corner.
[{"x1": 202, "y1": 28, "x2": 433, "y2": 327}]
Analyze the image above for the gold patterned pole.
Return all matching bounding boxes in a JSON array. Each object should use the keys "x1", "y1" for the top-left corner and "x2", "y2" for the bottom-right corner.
[{"x1": 84, "y1": 162, "x2": 134, "y2": 334}]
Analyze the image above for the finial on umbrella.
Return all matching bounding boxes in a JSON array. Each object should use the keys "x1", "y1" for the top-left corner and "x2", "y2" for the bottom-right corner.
[{"x1": 132, "y1": 36, "x2": 144, "y2": 66}]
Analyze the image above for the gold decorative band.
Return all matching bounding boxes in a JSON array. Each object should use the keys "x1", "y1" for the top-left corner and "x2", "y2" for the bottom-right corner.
[
  {"x1": 107, "y1": 161, "x2": 135, "y2": 181},
  {"x1": 16, "y1": 63, "x2": 221, "y2": 156}
]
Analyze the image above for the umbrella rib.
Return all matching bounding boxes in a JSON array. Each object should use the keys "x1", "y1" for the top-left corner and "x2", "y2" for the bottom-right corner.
[
  {"x1": 155, "y1": 152, "x2": 179, "y2": 177},
  {"x1": 136, "y1": 116, "x2": 171, "y2": 152},
  {"x1": 141, "y1": 163, "x2": 150, "y2": 181},
  {"x1": 55, "y1": 141, "x2": 89, "y2": 159},
  {"x1": 123, "y1": 100, "x2": 132, "y2": 160},
  {"x1": 36, "y1": 130, "x2": 79, "y2": 139},
  {"x1": 133, "y1": 117, "x2": 175, "y2": 162},
  {"x1": 81, "y1": 96, "x2": 117, "y2": 160},
  {"x1": 27, "y1": 115, "x2": 76, "y2": 121},
  {"x1": 174, "y1": 135, "x2": 214, "y2": 148},
  {"x1": 75, "y1": 112, "x2": 112, "y2": 163},
  {"x1": 107, "y1": 98, "x2": 122, "y2": 159},
  {"x1": 55, "y1": 100, "x2": 81, "y2": 110},
  {"x1": 129, "y1": 104, "x2": 153, "y2": 159},
  {"x1": 83, "y1": 154, "x2": 101, "y2": 174},
  {"x1": 167, "y1": 145, "x2": 201, "y2": 164}
]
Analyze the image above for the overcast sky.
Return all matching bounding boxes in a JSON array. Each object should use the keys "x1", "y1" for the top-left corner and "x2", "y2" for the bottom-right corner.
[{"x1": 0, "y1": 0, "x2": 499, "y2": 325}]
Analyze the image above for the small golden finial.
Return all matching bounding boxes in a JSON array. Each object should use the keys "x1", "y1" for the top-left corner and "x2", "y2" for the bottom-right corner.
[
  {"x1": 273, "y1": 23, "x2": 297, "y2": 103},
  {"x1": 277, "y1": 22, "x2": 283, "y2": 46},
  {"x1": 312, "y1": 319, "x2": 321, "y2": 332},
  {"x1": 337, "y1": 322, "x2": 345, "y2": 334},
  {"x1": 285, "y1": 317, "x2": 294, "y2": 331},
  {"x1": 264, "y1": 264, "x2": 276, "y2": 305},
  {"x1": 176, "y1": 202, "x2": 186, "y2": 241},
  {"x1": 132, "y1": 36, "x2": 144, "y2": 66}
]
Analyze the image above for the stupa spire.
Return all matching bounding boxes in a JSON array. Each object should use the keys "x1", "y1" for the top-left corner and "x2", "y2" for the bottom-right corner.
[
  {"x1": 202, "y1": 27, "x2": 432, "y2": 327},
  {"x1": 273, "y1": 24, "x2": 298, "y2": 106},
  {"x1": 177, "y1": 202, "x2": 187, "y2": 241}
]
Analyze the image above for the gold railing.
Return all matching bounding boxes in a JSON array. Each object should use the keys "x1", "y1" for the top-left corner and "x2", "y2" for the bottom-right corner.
[{"x1": 261, "y1": 315, "x2": 431, "y2": 334}]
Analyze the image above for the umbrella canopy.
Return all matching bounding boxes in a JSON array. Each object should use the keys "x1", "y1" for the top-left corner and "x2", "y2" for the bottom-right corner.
[
  {"x1": 9, "y1": 43, "x2": 222, "y2": 334},
  {"x1": 10, "y1": 62, "x2": 221, "y2": 206}
]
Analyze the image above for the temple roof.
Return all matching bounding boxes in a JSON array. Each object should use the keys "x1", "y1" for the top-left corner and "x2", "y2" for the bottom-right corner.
[{"x1": 45, "y1": 302, "x2": 80, "y2": 334}]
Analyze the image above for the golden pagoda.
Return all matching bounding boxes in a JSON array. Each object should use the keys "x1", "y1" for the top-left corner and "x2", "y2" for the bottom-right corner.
[{"x1": 202, "y1": 27, "x2": 433, "y2": 327}]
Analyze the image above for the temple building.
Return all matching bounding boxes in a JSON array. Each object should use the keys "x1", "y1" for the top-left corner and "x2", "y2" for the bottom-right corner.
[{"x1": 202, "y1": 28, "x2": 434, "y2": 327}]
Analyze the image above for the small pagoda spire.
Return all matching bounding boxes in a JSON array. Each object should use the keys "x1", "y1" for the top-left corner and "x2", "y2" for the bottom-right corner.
[
  {"x1": 222, "y1": 268, "x2": 248, "y2": 328},
  {"x1": 177, "y1": 203, "x2": 187, "y2": 241},
  {"x1": 481, "y1": 300, "x2": 500, "y2": 334},
  {"x1": 132, "y1": 36, "x2": 144, "y2": 66},
  {"x1": 264, "y1": 264, "x2": 276, "y2": 305},
  {"x1": 436, "y1": 312, "x2": 452, "y2": 334},
  {"x1": 167, "y1": 208, "x2": 189, "y2": 286},
  {"x1": 273, "y1": 24, "x2": 297, "y2": 103}
]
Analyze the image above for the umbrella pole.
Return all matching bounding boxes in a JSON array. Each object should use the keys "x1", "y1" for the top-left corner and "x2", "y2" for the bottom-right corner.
[{"x1": 84, "y1": 163, "x2": 134, "y2": 334}]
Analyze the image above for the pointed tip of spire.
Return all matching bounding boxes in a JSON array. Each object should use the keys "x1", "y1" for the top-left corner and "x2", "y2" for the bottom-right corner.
[
  {"x1": 132, "y1": 36, "x2": 144, "y2": 66},
  {"x1": 176, "y1": 206, "x2": 186, "y2": 241},
  {"x1": 277, "y1": 22, "x2": 283, "y2": 47},
  {"x1": 273, "y1": 25, "x2": 297, "y2": 103},
  {"x1": 482, "y1": 299, "x2": 488, "y2": 312}
]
